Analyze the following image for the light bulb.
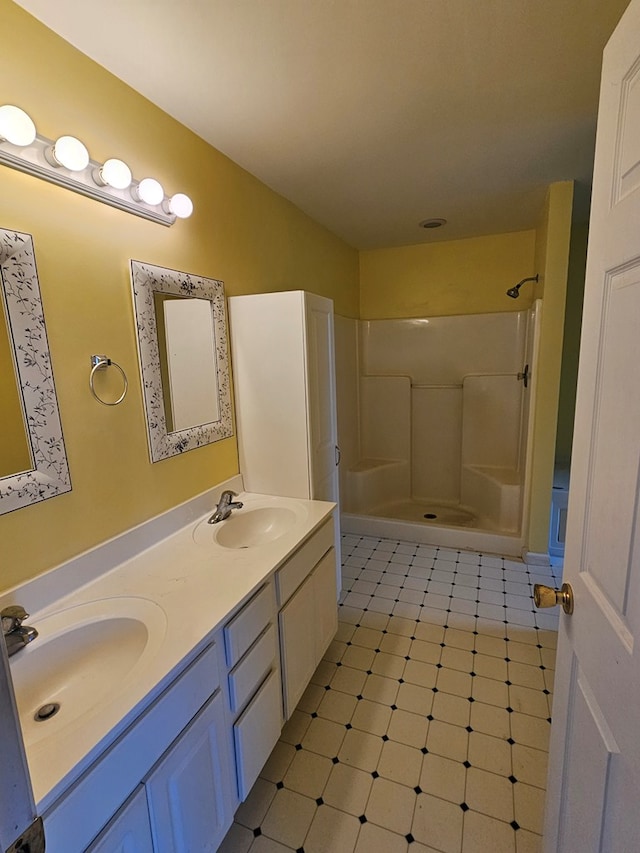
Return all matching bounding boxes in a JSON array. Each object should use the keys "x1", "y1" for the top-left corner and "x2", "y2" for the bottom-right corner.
[
  {"x1": 167, "y1": 193, "x2": 193, "y2": 219},
  {"x1": 0, "y1": 104, "x2": 36, "y2": 146},
  {"x1": 48, "y1": 135, "x2": 90, "y2": 171},
  {"x1": 96, "y1": 158, "x2": 132, "y2": 189},
  {"x1": 135, "y1": 177, "x2": 164, "y2": 205}
]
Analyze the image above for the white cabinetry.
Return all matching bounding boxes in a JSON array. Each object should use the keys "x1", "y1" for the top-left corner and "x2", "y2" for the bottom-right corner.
[
  {"x1": 229, "y1": 291, "x2": 339, "y2": 505},
  {"x1": 46, "y1": 643, "x2": 234, "y2": 853},
  {"x1": 221, "y1": 582, "x2": 282, "y2": 801},
  {"x1": 276, "y1": 519, "x2": 338, "y2": 718},
  {"x1": 42, "y1": 511, "x2": 337, "y2": 852},
  {"x1": 88, "y1": 787, "x2": 153, "y2": 853},
  {"x1": 146, "y1": 692, "x2": 231, "y2": 853},
  {"x1": 279, "y1": 572, "x2": 316, "y2": 717},
  {"x1": 230, "y1": 290, "x2": 342, "y2": 595}
]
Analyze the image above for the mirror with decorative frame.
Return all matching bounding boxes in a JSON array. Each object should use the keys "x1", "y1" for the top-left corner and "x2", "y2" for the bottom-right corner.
[
  {"x1": 129, "y1": 260, "x2": 233, "y2": 463},
  {"x1": 0, "y1": 228, "x2": 71, "y2": 514}
]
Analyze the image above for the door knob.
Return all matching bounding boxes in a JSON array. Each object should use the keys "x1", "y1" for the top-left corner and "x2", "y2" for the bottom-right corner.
[{"x1": 533, "y1": 582, "x2": 574, "y2": 615}]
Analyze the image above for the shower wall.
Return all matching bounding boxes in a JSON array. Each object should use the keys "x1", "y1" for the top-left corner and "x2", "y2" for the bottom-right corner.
[{"x1": 341, "y1": 310, "x2": 531, "y2": 533}]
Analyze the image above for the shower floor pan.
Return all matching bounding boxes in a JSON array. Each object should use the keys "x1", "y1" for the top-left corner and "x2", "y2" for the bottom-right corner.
[
  {"x1": 342, "y1": 499, "x2": 524, "y2": 558},
  {"x1": 368, "y1": 500, "x2": 478, "y2": 528}
]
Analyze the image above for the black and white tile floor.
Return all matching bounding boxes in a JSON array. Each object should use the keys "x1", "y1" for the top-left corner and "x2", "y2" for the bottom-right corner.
[{"x1": 220, "y1": 535, "x2": 561, "y2": 853}]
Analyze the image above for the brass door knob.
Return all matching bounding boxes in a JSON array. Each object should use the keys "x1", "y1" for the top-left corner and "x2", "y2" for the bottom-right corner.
[{"x1": 533, "y1": 582, "x2": 574, "y2": 615}]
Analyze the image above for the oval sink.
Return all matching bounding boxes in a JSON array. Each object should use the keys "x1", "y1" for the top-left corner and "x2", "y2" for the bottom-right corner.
[
  {"x1": 10, "y1": 597, "x2": 167, "y2": 747},
  {"x1": 215, "y1": 507, "x2": 298, "y2": 549},
  {"x1": 193, "y1": 505, "x2": 302, "y2": 549}
]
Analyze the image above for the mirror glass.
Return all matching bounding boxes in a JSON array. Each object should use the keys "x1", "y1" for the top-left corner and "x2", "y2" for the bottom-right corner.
[
  {"x1": 0, "y1": 228, "x2": 72, "y2": 514},
  {"x1": 130, "y1": 260, "x2": 233, "y2": 462},
  {"x1": 0, "y1": 295, "x2": 32, "y2": 478},
  {"x1": 153, "y1": 293, "x2": 220, "y2": 433}
]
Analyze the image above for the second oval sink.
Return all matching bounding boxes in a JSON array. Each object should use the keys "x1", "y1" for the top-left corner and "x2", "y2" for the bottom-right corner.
[
  {"x1": 10, "y1": 597, "x2": 167, "y2": 747},
  {"x1": 213, "y1": 507, "x2": 298, "y2": 549}
]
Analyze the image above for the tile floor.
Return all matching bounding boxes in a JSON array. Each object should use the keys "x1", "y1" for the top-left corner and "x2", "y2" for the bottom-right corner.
[{"x1": 220, "y1": 535, "x2": 562, "y2": 853}]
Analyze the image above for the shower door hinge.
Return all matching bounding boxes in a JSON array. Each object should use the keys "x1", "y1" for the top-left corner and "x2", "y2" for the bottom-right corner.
[
  {"x1": 4, "y1": 817, "x2": 45, "y2": 853},
  {"x1": 517, "y1": 364, "x2": 530, "y2": 388}
]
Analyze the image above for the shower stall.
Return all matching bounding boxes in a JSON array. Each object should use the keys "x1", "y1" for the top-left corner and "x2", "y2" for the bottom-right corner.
[{"x1": 338, "y1": 303, "x2": 541, "y2": 557}]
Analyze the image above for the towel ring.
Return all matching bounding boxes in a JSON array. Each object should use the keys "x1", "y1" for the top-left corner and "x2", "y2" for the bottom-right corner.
[{"x1": 89, "y1": 355, "x2": 128, "y2": 406}]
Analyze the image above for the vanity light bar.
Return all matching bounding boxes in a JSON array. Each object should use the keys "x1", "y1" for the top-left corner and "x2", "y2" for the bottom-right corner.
[{"x1": 0, "y1": 105, "x2": 193, "y2": 226}]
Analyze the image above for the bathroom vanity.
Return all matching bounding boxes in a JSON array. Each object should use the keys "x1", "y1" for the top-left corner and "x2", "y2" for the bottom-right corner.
[{"x1": 2, "y1": 484, "x2": 337, "y2": 852}]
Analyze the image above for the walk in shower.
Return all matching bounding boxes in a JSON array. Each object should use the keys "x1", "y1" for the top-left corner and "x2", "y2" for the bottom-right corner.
[{"x1": 338, "y1": 304, "x2": 541, "y2": 557}]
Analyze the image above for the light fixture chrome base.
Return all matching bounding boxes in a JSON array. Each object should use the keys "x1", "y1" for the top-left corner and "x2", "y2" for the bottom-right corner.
[{"x1": 0, "y1": 134, "x2": 176, "y2": 226}]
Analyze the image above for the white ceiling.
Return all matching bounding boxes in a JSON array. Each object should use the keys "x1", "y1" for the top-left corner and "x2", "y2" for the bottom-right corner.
[{"x1": 14, "y1": 0, "x2": 631, "y2": 249}]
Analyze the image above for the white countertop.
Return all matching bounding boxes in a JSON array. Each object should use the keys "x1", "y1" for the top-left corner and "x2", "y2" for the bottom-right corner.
[{"x1": 6, "y1": 488, "x2": 334, "y2": 811}]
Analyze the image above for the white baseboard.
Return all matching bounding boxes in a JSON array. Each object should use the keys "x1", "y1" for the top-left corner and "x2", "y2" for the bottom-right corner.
[{"x1": 522, "y1": 550, "x2": 551, "y2": 567}]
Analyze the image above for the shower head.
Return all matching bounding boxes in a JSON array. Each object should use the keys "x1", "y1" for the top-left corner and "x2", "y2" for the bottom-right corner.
[{"x1": 506, "y1": 274, "x2": 539, "y2": 299}]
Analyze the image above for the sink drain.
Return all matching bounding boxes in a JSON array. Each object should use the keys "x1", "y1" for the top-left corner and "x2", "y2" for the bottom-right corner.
[
  {"x1": 34, "y1": 702, "x2": 60, "y2": 722},
  {"x1": 424, "y1": 513, "x2": 438, "y2": 519}
]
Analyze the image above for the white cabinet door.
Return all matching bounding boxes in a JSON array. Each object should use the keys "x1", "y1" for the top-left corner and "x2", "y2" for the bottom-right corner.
[
  {"x1": 146, "y1": 690, "x2": 233, "y2": 853},
  {"x1": 229, "y1": 291, "x2": 311, "y2": 498},
  {"x1": 304, "y1": 292, "x2": 339, "y2": 505},
  {"x1": 279, "y1": 550, "x2": 339, "y2": 719},
  {"x1": 279, "y1": 573, "x2": 317, "y2": 719},
  {"x1": 313, "y1": 549, "x2": 338, "y2": 661},
  {"x1": 88, "y1": 787, "x2": 153, "y2": 853},
  {"x1": 305, "y1": 295, "x2": 342, "y2": 596}
]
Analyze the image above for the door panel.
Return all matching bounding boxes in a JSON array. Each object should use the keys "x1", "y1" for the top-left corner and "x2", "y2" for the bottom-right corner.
[
  {"x1": 313, "y1": 549, "x2": 338, "y2": 661},
  {"x1": 305, "y1": 294, "x2": 338, "y2": 503},
  {"x1": 88, "y1": 787, "x2": 153, "y2": 853},
  {"x1": 279, "y1": 573, "x2": 316, "y2": 719},
  {"x1": 543, "y1": 2, "x2": 640, "y2": 850},
  {"x1": 146, "y1": 691, "x2": 232, "y2": 853},
  {"x1": 614, "y1": 56, "x2": 640, "y2": 202},
  {"x1": 556, "y1": 660, "x2": 618, "y2": 853},
  {"x1": 582, "y1": 262, "x2": 640, "y2": 612}
]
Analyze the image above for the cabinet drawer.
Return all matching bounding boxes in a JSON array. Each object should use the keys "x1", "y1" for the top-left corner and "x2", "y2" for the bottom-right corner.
[
  {"x1": 233, "y1": 669, "x2": 282, "y2": 800},
  {"x1": 224, "y1": 583, "x2": 274, "y2": 667},
  {"x1": 228, "y1": 623, "x2": 278, "y2": 714},
  {"x1": 276, "y1": 518, "x2": 334, "y2": 606}
]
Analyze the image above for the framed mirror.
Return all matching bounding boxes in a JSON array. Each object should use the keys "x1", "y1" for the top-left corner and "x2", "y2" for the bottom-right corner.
[
  {"x1": 0, "y1": 228, "x2": 71, "y2": 514},
  {"x1": 129, "y1": 260, "x2": 233, "y2": 462}
]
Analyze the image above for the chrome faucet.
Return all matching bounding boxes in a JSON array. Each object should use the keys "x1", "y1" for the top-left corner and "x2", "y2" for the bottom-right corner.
[
  {"x1": 2, "y1": 605, "x2": 38, "y2": 657},
  {"x1": 208, "y1": 490, "x2": 244, "y2": 524}
]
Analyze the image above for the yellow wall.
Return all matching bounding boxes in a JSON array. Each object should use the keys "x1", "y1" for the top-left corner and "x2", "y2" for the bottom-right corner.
[
  {"x1": 359, "y1": 230, "x2": 537, "y2": 319},
  {"x1": 527, "y1": 182, "x2": 574, "y2": 554},
  {"x1": 0, "y1": 0, "x2": 358, "y2": 592}
]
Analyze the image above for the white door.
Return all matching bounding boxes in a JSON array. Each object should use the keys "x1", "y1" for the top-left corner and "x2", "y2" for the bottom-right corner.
[
  {"x1": 543, "y1": 2, "x2": 640, "y2": 850},
  {"x1": 279, "y1": 572, "x2": 317, "y2": 719},
  {"x1": 305, "y1": 293, "x2": 342, "y2": 593},
  {"x1": 88, "y1": 787, "x2": 153, "y2": 853},
  {"x1": 146, "y1": 691, "x2": 233, "y2": 853},
  {"x1": 304, "y1": 292, "x2": 339, "y2": 504}
]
